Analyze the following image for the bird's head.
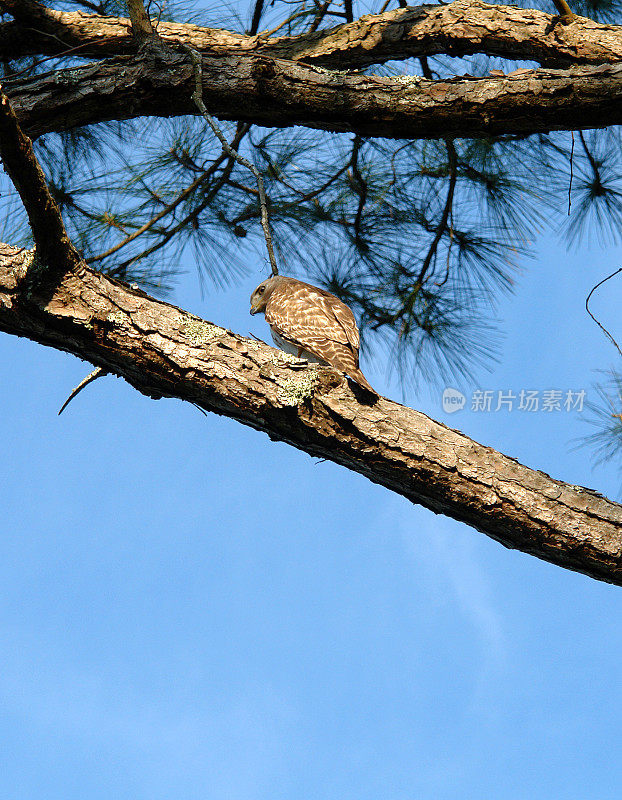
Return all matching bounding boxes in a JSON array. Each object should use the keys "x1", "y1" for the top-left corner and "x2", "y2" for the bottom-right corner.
[{"x1": 249, "y1": 276, "x2": 281, "y2": 315}]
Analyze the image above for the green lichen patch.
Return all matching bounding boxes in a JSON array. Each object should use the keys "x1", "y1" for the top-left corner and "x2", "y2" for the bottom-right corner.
[
  {"x1": 269, "y1": 350, "x2": 305, "y2": 365},
  {"x1": 394, "y1": 75, "x2": 420, "y2": 85},
  {"x1": 182, "y1": 317, "x2": 221, "y2": 345},
  {"x1": 54, "y1": 68, "x2": 83, "y2": 86},
  {"x1": 21, "y1": 249, "x2": 48, "y2": 298},
  {"x1": 277, "y1": 370, "x2": 318, "y2": 406},
  {"x1": 22, "y1": 249, "x2": 45, "y2": 279},
  {"x1": 21, "y1": 248, "x2": 38, "y2": 271},
  {"x1": 107, "y1": 310, "x2": 126, "y2": 326}
]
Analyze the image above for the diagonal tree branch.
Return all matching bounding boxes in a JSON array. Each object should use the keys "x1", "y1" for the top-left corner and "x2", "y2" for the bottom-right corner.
[
  {"x1": 6, "y1": 52, "x2": 622, "y2": 142},
  {"x1": 1, "y1": 0, "x2": 621, "y2": 69},
  {"x1": 0, "y1": 242, "x2": 620, "y2": 585},
  {"x1": 0, "y1": 85, "x2": 80, "y2": 278}
]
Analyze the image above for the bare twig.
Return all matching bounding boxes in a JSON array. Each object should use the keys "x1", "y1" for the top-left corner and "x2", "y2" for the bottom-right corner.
[
  {"x1": 58, "y1": 366, "x2": 107, "y2": 415},
  {"x1": 586, "y1": 267, "x2": 622, "y2": 358},
  {"x1": 416, "y1": 138, "x2": 458, "y2": 285},
  {"x1": 0, "y1": 85, "x2": 80, "y2": 277},
  {"x1": 349, "y1": 136, "x2": 368, "y2": 245},
  {"x1": 182, "y1": 45, "x2": 278, "y2": 276}
]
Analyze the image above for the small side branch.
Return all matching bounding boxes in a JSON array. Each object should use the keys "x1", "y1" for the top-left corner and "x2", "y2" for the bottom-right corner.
[
  {"x1": 58, "y1": 366, "x2": 107, "y2": 415},
  {"x1": 0, "y1": 85, "x2": 80, "y2": 277},
  {"x1": 586, "y1": 267, "x2": 622, "y2": 358},
  {"x1": 416, "y1": 138, "x2": 457, "y2": 285},
  {"x1": 182, "y1": 44, "x2": 279, "y2": 276},
  {"x1": 126, "y1": 0, "x2": 156, "y2": 40},
  {"x1": 551, "y1": 0, "x2": 574, "y2": 22}
]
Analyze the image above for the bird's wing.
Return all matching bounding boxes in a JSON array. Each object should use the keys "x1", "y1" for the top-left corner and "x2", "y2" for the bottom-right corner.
[{"x1": 266, "y1": 279, "x2": 359, "y2": 354}]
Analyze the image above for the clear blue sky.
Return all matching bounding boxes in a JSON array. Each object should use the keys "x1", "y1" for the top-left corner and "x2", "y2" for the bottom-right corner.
[{"x1": 2, "y1": 8, "x2": 622, "y2": 795}]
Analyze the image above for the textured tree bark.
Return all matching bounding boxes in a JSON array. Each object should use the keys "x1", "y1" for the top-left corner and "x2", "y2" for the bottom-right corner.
[
  {"x1": 0, "y1": 89, "x2": 80, "y2": 279},
  {"x1": 6, "y1": 51, "x2": 622, "y2": 141},
  {"x1": 1, "y1": 243, "x2": 621, "y2": 586},
  {"x1": 1, "y1": 0, "x2": 621, "y2": 68}
]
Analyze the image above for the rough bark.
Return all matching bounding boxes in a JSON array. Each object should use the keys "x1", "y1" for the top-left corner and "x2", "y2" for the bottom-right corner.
[
  {"x1": 6, "y1": 50, "x2": 622, "y2": 141},
  {"x1": 0, "y1": 88, "x2": 80, "y2": 278},
  {"x1": 1, "y1": 0, "x2": 621, "y2": 68},
  {"x1": 0, "y1": 243, "x2": 621, "y2": 586}
]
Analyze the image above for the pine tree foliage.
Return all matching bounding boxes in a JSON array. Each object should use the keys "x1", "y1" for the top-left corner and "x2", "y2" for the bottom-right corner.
[
  {"x1": 0, "y1": 0, "x2": 620, "y2": 409},
  {"x1": 580, "y1": 370, "x2": 622, "y2": 474}
]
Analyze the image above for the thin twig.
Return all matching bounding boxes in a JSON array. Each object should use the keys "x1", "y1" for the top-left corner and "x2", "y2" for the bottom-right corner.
[
  {"x1": 436, "y1": 208, "x2": 454, "y2": 287},
  {"x1": 182, "y1": 45, "x2": 278, "y2": 276},
  {"x1": 58, "y1": 366, "x2": 107, "y2": 415},
  {"x1": 273, "y1": 162, "x2": 350, "y2": 203},
  {"x1": 260, "y1": 9, "x2": 314, "y2": 38},
  {"x1": 3, "y1": 38, "x2": 120, "y2": 81},
  {"x1": 308, "y1": 0, "x2": 331, "y2": 33},
  {"x1": 116, "y1": 148, "x2": 240, "y2": 270},
  {"x1": 416, "y1": 138, "x2": 458, "y2": 285},
  {"x1": 586, "y1": 267, "x2": 622, "y2": 358},
  {"x1": 579, "y1": 130, "x2": 601, "y2": 185}
]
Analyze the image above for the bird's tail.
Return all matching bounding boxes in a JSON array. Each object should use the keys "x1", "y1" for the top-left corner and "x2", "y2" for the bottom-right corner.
[{"x1": 350, "y1": 368, "x2": 379, "y2": 398}]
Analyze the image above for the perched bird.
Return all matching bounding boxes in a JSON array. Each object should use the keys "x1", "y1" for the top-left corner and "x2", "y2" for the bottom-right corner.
[{"x1": 250, "y1": 275, "x2": 377, "y2": 396}]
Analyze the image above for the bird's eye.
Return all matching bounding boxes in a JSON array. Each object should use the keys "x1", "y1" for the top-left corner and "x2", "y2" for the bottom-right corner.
[{"x1": 258, "y1": 286, "x2": 265, "y2": 294}]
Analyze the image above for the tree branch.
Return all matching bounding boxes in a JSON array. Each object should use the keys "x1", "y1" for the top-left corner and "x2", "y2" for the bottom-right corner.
[
  {"x1": 7, "y1": 52, "x2": 622, "y2": 142},
  {"x1": 551, "y1": 0, "x2": 574, "y2": 23},
  {"x1": 0, "y1": 0, "x2": 620, "y2": 69},
  {"x1": 126, "y1": 0, "x2": 155, "y2": 41},
  {"x1": 0, "y1": 242, "x2": 620, "y2": 585},
  {"x1": 0, "y1": 85, "x2": 80, "y2": 278}
]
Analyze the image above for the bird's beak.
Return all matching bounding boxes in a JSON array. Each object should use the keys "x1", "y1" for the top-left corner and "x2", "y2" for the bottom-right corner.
[{"x1": 249, "y1": 303, "x2": 260, "y2": 315}]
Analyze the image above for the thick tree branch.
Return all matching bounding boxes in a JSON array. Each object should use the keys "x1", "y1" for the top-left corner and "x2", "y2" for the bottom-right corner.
[
  {"x1": 6, "y1": 52, "x2": 622, "y2": 142},
  {"x1": 0, "y1": 242, "x2": 620, "y2": 585},
  {"x1": 126, "y1": 0, "x2": 155, "y2": 40},
  {"x1": 0, "y1": 85, "x2": 80, "y2": 277},
  {"x1": 0, "y1": 1, "x2": 620, "y2": 68}
]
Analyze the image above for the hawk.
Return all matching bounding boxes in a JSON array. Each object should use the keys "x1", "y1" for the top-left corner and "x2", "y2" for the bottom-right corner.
[{"x1": 249, "y1": 275, "x2": 377, "y2": 396}]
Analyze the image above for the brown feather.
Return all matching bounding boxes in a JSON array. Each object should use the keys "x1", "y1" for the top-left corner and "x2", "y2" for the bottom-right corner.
[{"x1": 253, "y1": 276, "x2": 378, "y2": 397}]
